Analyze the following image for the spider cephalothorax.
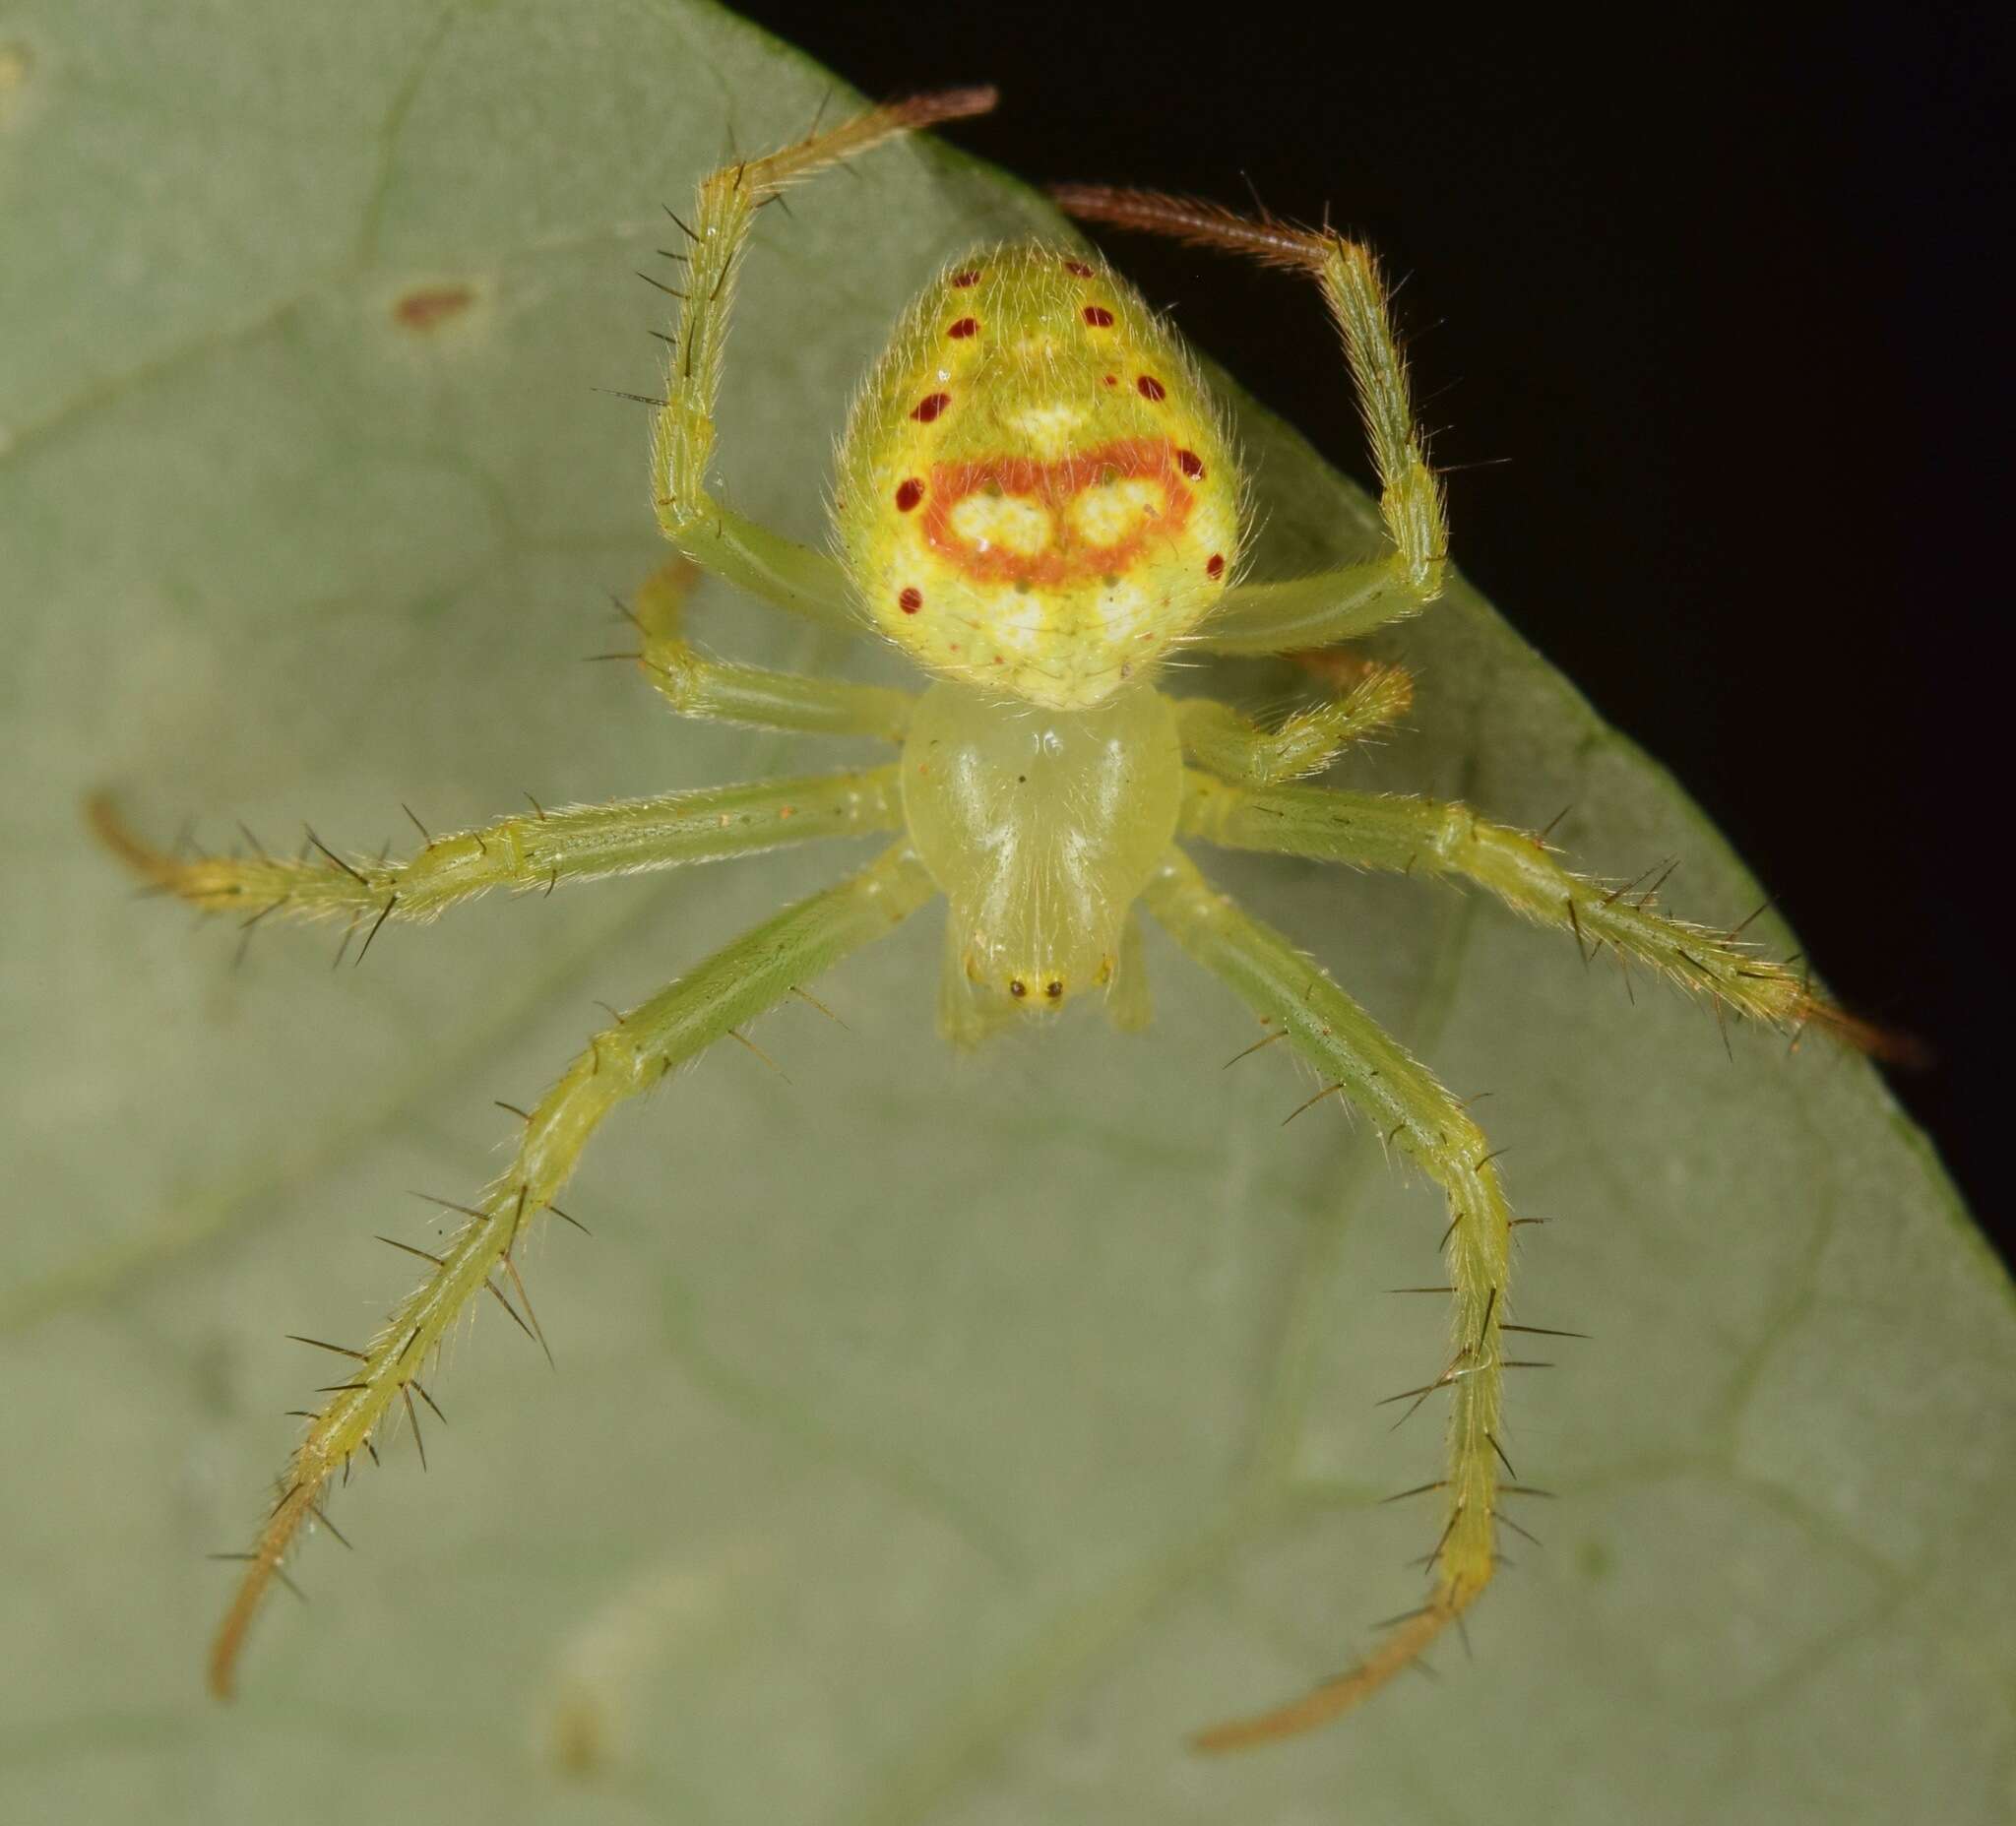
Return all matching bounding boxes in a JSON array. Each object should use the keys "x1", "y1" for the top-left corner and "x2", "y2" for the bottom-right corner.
[{"x1": 98, "y1": 87, "x2": 1875, "y2": 1748}]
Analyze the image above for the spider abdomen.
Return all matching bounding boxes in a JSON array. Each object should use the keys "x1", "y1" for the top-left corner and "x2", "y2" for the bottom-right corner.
[{"x1": 837, "y1": 244, "x2": 1240, "y2": 709}]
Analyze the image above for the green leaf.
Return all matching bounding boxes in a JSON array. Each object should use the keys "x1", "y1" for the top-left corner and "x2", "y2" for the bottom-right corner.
[{"x1": 3, "y1": 4, "x2": 2009, "y2": 1822}]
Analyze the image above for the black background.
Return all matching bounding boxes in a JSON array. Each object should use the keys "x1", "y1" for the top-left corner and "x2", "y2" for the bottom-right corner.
[{"x1": 744, "y1": 4, "x2": 2005, "y2": 1261}]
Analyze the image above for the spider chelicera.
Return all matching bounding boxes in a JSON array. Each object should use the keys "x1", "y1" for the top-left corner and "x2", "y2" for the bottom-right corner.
[{"x1": 94, "y1": 87, "x2": 1873, "y2": 1746}]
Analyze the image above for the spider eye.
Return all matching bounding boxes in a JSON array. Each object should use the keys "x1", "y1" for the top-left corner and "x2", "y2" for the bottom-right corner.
[
  {"x1": 1044, "y1": 979, "x2": 1064, "y2": 1000},
  {"x1": 1008, "y1": 978, "x2": 1028, "y2": 998}
]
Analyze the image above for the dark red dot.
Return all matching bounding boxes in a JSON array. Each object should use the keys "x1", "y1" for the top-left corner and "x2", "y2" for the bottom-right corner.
[
  {"x1": 1206, "y1": 553, "x2": 1226, "y2": 579},
  {"x1": 895, "y1": 478, "x2": 923, "y2": 512},
  {"x1": 948, "y1": 317, "x2": 978, "y2": 339},
  {"x1": 911, "y1": 392, "x2": 951, "y2": 422},
  {"x1": 1082, "y1": 305, "x2": 1115, "y2": 328},
  {"x1": 899, "y1": 587, "x2": 922, "y2": 613},
  {"x1": 1063, "y1": 260, "x2": 1094, "y2": 279},
  {"x1": 1136, "y1": 375, "x2": 1166, "y2": 401},
  {"x1": 1176, "y1": 448, "x2": 1205, "y2": 478},
  {"x1": 1102, "y1": 373, "x2": 1118, "y2": 387},
  {"x1": 952, "y1": 270, "x2": 980, "y2": 287}
]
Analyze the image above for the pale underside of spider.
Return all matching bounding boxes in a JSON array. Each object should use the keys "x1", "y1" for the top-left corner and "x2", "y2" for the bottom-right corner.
[{"x1": 94, "y1": 89, "x2": 1874, "y2": 1749}]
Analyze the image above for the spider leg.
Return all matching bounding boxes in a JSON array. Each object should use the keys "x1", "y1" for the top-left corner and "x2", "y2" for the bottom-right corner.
[
  {"x1": 629, "y1": 558, "x2": 916, "y2": 741},
  {"x1": 204, "y1": 840, "x2": 937, "y2": 1696},
  {"x1": 1051, "y1": 187, "x2": 1445, "y2": 656},
  {"x1": 90, "y1": 766, "x2": 902, "y2": 935},
  {"x1": 1180, "y1": 774, "x2": 1893, "y2": 1050},
  {"x1": 1143, "y1": 849, "x2": 1512, "y2": 1749},
  {"x1": 655, "y1": 89, "x2": 996, "y2": 633},
  {"x1": 1173, "y1": 656, "x2": 1413, "y2": 785}
]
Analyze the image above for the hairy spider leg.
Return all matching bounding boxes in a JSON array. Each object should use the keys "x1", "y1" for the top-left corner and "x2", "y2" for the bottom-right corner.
[
  {"x1": 1180, "y1": 775, "x2": 1892, "y2": 1049},
  {"x1": 629, "y1": 557, "x2": 917, "y2": 741},
  {"x1": 1144, "y1": 850, "x2": 1515, "y2": 1750},
  {"x1": 1050, "y1": 188, "x2": 1447, "y2": 656},
  {"x1": 653, "y1": 89, "x2": 998, "y2": 632},
  {"x1": 90, "y1": 767, "x2": 904, "y2": 937},
  {"x1": 1173, "y1": 657, "x2": 1415, "y2": 786},
  {"x1": 200, "y1": 842, "x2": 937, "y2": 1696}
]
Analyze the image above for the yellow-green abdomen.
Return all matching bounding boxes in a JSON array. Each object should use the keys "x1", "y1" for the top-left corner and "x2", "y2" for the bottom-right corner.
[{"x1": 836, "y1": 245, "x2": 1240, "y2": 709}]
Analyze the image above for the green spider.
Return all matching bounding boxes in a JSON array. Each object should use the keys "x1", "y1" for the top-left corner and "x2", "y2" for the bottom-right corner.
[{"x1": 94, "y1": 88, "x2": 1873, "y2": 1748}]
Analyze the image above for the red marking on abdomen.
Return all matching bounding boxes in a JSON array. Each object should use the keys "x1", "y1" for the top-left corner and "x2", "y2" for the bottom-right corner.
[{"x1": 916, "y1": 438, "x2": 1198, "y2": 588}]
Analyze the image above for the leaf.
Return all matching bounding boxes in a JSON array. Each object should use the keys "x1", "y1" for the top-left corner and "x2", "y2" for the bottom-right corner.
[{"x1": 2, "y1": 4, "x2": 2009, "y2": 1822}]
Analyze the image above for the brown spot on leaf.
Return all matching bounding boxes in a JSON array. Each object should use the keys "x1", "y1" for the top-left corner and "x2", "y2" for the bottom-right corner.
[{"x1": 394, "y1": 283, "x2": 476, "y2": 334}]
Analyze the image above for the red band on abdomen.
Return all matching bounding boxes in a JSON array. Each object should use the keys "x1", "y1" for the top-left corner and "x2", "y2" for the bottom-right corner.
[{"x1": 917, "y1": 438, "x2": 1196, "y2": 587}]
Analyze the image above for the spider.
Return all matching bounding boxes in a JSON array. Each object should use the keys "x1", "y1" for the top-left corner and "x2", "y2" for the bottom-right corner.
[{"x1": 93, "y1": 87, "x2": 1876, "y2": 1748}]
